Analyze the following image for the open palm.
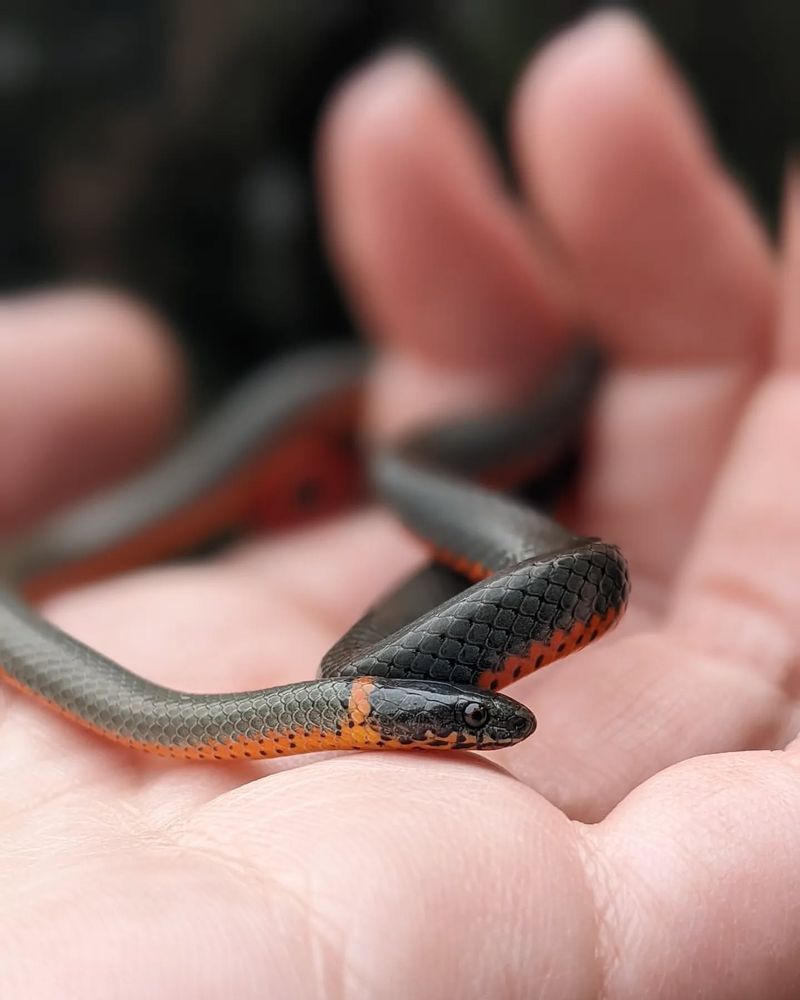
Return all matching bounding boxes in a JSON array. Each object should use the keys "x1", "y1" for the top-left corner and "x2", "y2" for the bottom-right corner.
[{"x1": 3, "y1": 13, "x2": 798, "y2": 999}]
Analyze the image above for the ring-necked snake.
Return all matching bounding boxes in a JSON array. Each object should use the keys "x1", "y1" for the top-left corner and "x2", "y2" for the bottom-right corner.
[{"x1": 0, "y1": 344, "x2": 629, "y2": 761}]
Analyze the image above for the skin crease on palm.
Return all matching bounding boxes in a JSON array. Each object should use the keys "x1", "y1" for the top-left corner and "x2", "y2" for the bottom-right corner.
[{"x1": 4, "y1": 8, "x2": 800, "y2": 998}]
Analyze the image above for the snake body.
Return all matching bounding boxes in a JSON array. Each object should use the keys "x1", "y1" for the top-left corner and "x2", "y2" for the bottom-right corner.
[{"x1": 0, "y1": 345, "x2": 628, "y2": 760}]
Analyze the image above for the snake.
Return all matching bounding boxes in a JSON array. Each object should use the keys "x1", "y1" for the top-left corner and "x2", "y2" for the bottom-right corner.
[{"x1": 0, "y1": 344, "x2": 629, "y2": 761}]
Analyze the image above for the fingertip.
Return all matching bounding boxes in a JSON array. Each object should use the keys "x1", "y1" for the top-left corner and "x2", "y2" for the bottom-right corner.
[
  {"x1": 320, "y1": 47, "x2": 446, "y2": 146},
  {"x1": 510, "y1": 9, "x2": 773, "y2": 364},
  {"x1": 513, "y1": 9, "x2": 696, "y2": 173},
  {"x1": 319, "y1": 46, "x2": 506, "y2": 307},
  {"x1": 512, "y1": 8, "x2": 712, "y2": 244},
  {"x1": 318, "y1": 48, "x2": 461, "y2": 231},
  {"x1": 318, "y1": 47, "x2": 565, "y2": 375}
]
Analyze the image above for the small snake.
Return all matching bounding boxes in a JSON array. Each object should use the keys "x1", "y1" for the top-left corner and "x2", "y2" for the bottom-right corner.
[{"x1": 0, "y1": 344, "x2": 628, "y2": 761}]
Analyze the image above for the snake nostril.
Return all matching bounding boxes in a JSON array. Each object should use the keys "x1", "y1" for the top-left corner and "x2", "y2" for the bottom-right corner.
[{"x1": 515, "y1": 711, "x2": 534, "y2": 735}]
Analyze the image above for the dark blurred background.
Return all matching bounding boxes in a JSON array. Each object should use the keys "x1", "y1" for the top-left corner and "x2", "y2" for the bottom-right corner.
[{"x1": 1, "y1": 1, "x2": 797, "y2": 389}]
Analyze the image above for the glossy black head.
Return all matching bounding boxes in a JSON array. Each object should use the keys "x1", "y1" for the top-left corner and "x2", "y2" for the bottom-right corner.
[{"x1": 366, "y1": 678, "x2": 536, "y2": 750}]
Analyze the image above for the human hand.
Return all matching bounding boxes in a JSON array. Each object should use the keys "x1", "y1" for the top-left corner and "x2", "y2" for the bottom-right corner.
[{"x1": 3, "y1": 12, "x2": 797, "y2": 998}]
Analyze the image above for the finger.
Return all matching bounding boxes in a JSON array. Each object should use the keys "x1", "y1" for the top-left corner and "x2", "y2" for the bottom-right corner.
[
  {"x1": 7, "y1": 733, "x2": 800, "y2": 996},
  {"x1": 510, "y1": 396, "x2": 798, "y2": 816},
  {"x1": 666, "y1": 168, "x2": 800, "y2": 731},
  {"x1": 176, "y1": 749, "x2": 800, "y2": 998},
  {"x1": 180, "y1": 754, "x2": 602, "y2": 999},
  {"x1": 474, "y1": 14, "x2": 779, "y2": 814},
  {"x1": 0, "y1": 289, "x2": 184, "y2": 531},
  {"x1": 512, "y1": 11, "x2": 775, "y2": 583},
  {"x1": 584, "y1": 749, "x2": 800, "y2": 998},
  {"x1": 502, "y1": 622, "x2": 786, "y2": 820},
  {"x1": 319, "y1": 50, "x2": 569, "y2": 435},
  {"x1": 517, "y1": 166, "x2": 800, "y2": 819}
]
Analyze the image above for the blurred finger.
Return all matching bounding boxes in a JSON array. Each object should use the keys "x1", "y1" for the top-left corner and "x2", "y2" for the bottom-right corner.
[
  {"x1": 0, "y1": 289, "x2": 184, "y2": 531},
  {"x1": 669, "y1": 168, "x2": 800, "y2": 718},
  {"x1": 517, "y1": 166, "x2": 800, "y2": 819},
  {"x1": 319, "y1": 50, "x2": 568, "y2": 434},
  {"x1": 512, "y1": 11, "x2": 775, "y2": 582},
  {"x1": 181, "y1": 748, "x2": 800, "y2": 997},
  {"x1": 584, "y1": 749, "x2": 800, "y2": 998}
]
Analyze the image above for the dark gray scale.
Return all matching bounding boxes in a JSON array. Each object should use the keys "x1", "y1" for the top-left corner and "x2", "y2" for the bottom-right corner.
[
  {"x1": 0, "y1": 585, "x2": 352, "y2": 749},
  {"x1": 373, "y1": 451, "x2": 577, "y2": 572},
  {"x1": 320, "y1": 563, "x2": 466, "y2": 676},
  {"x1": 370, "y1": 344, "x2": 603, "y2": 573},
  {"x1": 325, "y1": 543, "x2": 627, "y2": 688},
  {"x1": 400, "y1": 341, "x2": 602, "y2": 481},
  {"x1": 0, "y1": 340, "x2": 620, "y2": 759},
  {"x1": 321, "y1": 342, "x2": 611, "y2": 682},
  {"x1": 5, "y1": 347, "x2": 365, "y2": 583}
]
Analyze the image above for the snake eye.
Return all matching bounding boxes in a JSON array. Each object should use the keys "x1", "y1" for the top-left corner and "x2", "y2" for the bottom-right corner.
[{"x1": 464, "y1": 702, "x2": 488, "y2": 729}]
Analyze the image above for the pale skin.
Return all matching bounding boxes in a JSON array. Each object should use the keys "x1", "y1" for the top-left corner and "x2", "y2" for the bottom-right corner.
[{"x1": 2, "y1": 11, "x2": 799, "y2": 998}]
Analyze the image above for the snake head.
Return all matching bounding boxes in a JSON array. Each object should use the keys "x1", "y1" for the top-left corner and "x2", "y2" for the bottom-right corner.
[{"x1": 363, "y1": 678, "x2": 536, "y2": 751}]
